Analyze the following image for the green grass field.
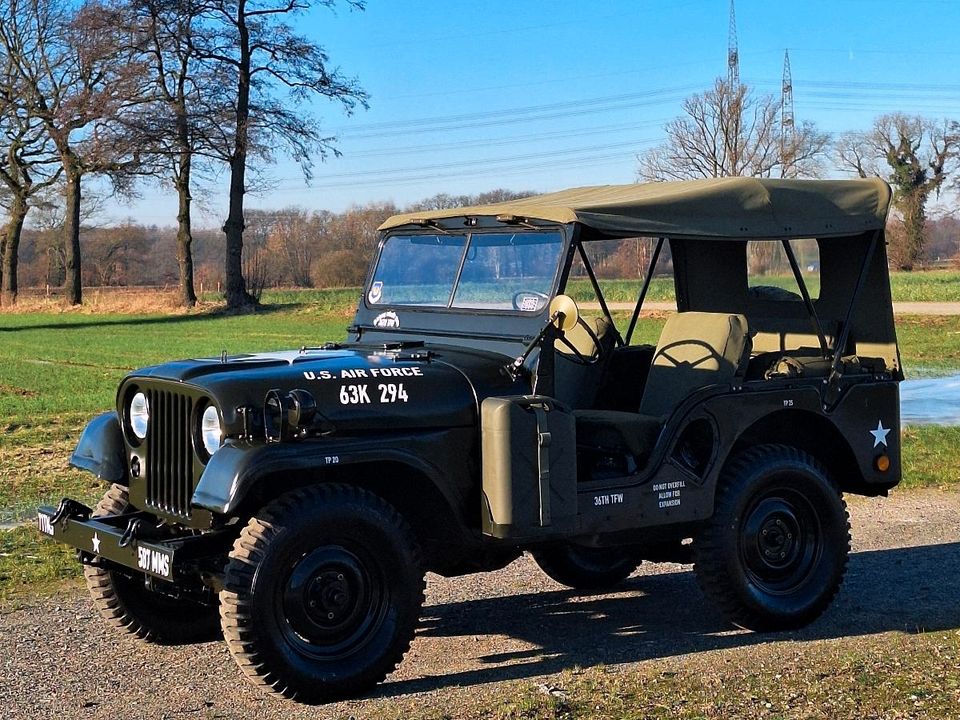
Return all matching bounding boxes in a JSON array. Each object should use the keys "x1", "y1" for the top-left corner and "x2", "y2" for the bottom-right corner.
[
  {"x1": 1, "y1": 294, "x2": 959, "y2": 602},
  {"x1": 560, "y1": 269, "x2": 960, "y2": 305},
  {"x1": 200, "y1": 269, "x2": 960, "y2": 307},
  {"x1": 1, "y1": 295, "x2": 959, "y2": 719}
]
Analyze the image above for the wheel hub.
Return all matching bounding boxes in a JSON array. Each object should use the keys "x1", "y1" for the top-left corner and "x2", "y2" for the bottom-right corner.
[
  {"x1": 307, "y1": 570, "x2": 356, "y2": 623},
  {"x1": 742, "y1": 494, "x2": 818, "y2": 592},
  {"x1": 281, "y1": 546, "x2": 384, "y2": 655},
  {"x1": 757, "y1": 514, "x2": 799, "y2": 567}
]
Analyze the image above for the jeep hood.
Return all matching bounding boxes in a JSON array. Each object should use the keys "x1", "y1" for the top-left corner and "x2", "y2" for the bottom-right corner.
[{"x1": 123, "y1": 343, "x2": 523, "y2": 436}]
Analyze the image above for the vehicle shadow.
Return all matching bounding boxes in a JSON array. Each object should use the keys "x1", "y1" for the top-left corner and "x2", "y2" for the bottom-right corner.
[{"x1": 377, "y1": 542, "x2": 960, "y2": 698}]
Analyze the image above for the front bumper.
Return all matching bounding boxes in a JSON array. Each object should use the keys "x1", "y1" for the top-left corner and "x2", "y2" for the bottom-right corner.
[{"x1": 37, "y1": 501, "x2": 230, "y2": 583}]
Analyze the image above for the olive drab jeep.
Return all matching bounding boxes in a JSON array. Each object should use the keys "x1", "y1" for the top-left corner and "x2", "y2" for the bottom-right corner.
[{"x1": 37, "y1": 177, "x2": 902, "y2": 704}]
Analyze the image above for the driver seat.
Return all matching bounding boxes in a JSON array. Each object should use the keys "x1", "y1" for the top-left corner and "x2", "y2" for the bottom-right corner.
[{"x1": 552, "y1": 316, "x2": 619, "y2": 410}]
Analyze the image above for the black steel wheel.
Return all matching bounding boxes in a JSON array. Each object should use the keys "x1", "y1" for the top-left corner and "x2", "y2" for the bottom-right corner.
[
  {"x1": 220, "y1": 484, "x2": 425, "y2": 704},
  {"x1": 83, "y1": 484, "x2": 221, "y2": 644},
  {"x1": 533, "y1": 543, "x2": 638, "y2": 590},
  {"x1": 694, "y1": 445, "x2": 850, "y2": 631}
]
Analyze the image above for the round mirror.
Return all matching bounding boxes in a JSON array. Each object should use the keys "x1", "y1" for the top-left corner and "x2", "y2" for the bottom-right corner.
[{"x1": 548, "y1": 294, "x2": 579, "y2": 331}]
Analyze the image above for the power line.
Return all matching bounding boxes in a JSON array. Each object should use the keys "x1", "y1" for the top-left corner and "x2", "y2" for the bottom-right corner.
[
  {"x1": 298, "y1": 138, "x2": 658, "y2": 185},
  {"x1": 333, "y1": 84, "x2": 702, "y2": 137},
  {"x1": 298, "y1": 149, "x2": 650, "y2": 191},
  {"x1": 344, "y1": 118, "x2": 669, "y2": 160}
]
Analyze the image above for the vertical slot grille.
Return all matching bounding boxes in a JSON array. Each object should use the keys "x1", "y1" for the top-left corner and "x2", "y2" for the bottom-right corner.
[{"x1": 145, "y1": 389, "x2": 194, "y2": 518}]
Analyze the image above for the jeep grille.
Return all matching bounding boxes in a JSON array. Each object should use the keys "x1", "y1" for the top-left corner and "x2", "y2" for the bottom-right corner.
[{"x1": 145, "y1": 389, "x2": 194, "y2": 519}]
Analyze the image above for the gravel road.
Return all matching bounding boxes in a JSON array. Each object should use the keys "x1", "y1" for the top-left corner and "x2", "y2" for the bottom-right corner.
[{"x1": 3, "y1": 488, "x2": 959, "y2": 720}]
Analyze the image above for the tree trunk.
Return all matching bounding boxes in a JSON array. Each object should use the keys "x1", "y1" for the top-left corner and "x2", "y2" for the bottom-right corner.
[
  {"x1": 223, "y1": 154, "x2": 248, "y2": 308},
  {"x1": 223, "y1": 0, "x2": 253, "y2": 310},
  {"x1": 897, "y1": 192, "x2": 927, "y2": 271},
  {"x1": 64, "y1": 166, "x2": 83, "y2": 305},
  {"x1": 175, "y1": 151, "x2": 197, "y2": 307},
  {"x1": 1, "y1": 193, "x2": 28, "y2": 306}
]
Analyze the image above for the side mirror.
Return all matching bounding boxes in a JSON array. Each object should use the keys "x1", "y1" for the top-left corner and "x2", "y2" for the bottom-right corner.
[
  {"x1": 549, "y1": 294, "x2": 579, "y2": 332},
  {"x1": 504, "y1": 295, "x2": 581, "y2": 381}
]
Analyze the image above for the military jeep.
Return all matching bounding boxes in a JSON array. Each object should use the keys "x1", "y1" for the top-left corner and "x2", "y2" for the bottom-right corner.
[{"x1": 38, "y1": 177, "x2": 901, "y2": 704}]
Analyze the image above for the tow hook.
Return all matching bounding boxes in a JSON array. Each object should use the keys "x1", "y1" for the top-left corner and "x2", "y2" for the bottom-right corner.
[
  {"x1": 118, "y1": 518, "x2": 144, "y2": 548},
  {"x1": 50, "y1": 498, "x2": 92, "y2": 525}
]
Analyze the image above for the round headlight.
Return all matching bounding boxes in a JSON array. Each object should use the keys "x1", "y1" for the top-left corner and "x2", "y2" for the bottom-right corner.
[
  {"x1": 200, "y1": 404, "x2": 222, "y2": 456},
  {"x1": 130, "y1": 392, "x2": 149, "y2": 440}
]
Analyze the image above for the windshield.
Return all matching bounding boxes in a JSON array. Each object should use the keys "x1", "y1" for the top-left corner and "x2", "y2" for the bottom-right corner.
[{"x1": 368, "y1": 231, "x2": 564, "y2": 311}]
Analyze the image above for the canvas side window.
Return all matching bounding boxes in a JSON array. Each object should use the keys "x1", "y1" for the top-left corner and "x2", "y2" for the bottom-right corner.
[
  {"x1": 746, "y1": 239, "x2": 820, "y2": 302},
  {"x1": 566, "y1": 237, "x2": 672, "y2": 301}
]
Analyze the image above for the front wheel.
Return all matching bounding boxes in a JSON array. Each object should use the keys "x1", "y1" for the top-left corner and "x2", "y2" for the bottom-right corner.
[
  {"x1": 694, "y1": 445, "x2": 850, "y2": 631},
  {"x1": 83, "y1": 484, "x2": 221, "y2": 644},
  {"x1": 533, "y1": 544, "x2": 638, "y2": 590},
  {"x1": 220, "y1": 484, "x2": 425, "y2": 704}
]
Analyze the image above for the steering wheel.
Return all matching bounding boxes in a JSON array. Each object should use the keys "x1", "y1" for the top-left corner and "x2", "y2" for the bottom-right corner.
[
  {"x1": 555, "y1": 316, "x2": 603, "y2": 366},
  {"x1": 512, "y1": 291, "x2": 549, "y2": 312}
]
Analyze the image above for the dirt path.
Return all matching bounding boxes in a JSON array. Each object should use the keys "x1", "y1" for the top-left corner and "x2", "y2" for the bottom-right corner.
[
  {"x1": 588, "y1": 301, "x2": 960, "y2": 315},
  {"x1": 2, "y1": 488, "x2": 959, "y2": 720}
]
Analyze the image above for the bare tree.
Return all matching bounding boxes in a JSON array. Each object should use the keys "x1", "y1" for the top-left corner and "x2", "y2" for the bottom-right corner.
[
  {"x1": 637, "y1": 78, "x2": 829, "y2": 182},
  {"x1": 406, "y1": 189, "x2": 534, "y2": 212},
  {"x1": 0, "y1": 0, "x2": 147, "y2": 305},
  {"x1": 193, "y1": 0, "x2": 368, "y2": 310},
  {"x1": 310, "y1": 201, "x2": 394, "y2": 287},
  {"x1": 118, "y1": 0, "x2": 234, "y2": 307},
  {"x1": 837, "y1": 114, "x2": 959, "y2": 270},
  {"x1": 264, "y1": 208, "x2": 323, "y2": 287},
  {"x1": 0, "y1": 37, "x2": 61, "y2": 305}
]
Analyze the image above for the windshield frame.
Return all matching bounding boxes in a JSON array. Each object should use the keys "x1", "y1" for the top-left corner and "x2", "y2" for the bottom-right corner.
[{"x1": 363, "y1": 226, "x2": 570, "y2": 316}]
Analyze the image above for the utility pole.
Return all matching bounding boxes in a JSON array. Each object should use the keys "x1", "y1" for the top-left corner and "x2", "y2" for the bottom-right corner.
[
  {"x1": 728, "y1": 0, "x2": 740, "y2": 88},
  {"x1": 781, "y1": 49, "x2": 796, "y2": 177}
]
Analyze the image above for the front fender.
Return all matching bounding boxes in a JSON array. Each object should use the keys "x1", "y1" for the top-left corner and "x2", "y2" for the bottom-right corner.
[
  {"x1": 69, "y1": 412, "x2": 127, "y2": 483},
  {"x1": 192, "y1": 431, "x2": 464, "y2": 516}
]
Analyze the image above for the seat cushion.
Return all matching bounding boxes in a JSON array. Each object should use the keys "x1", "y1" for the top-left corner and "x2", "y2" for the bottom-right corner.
[
  {"x1": 556, "y1": 316, "x2": 615, "y2": 360},
  {"x1": 553, "y1": 316, "x2": 620, "y2": 410},
  {"x1": 574, "y1": 409, "x2": 662, "y2": 461},
  {"x1": 639, "y1": 312, "x2": 750, "y2": 418}
]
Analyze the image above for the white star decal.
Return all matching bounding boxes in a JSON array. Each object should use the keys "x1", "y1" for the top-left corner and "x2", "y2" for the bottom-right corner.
[
  {"x1": 92, "y1": 533, "x2": 101, "y2": 553},
  {"x1": 870, "y1": 420, "x2": 891, "y2": 448}
]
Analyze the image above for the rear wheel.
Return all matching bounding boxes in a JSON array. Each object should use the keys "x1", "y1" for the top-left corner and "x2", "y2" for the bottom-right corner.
[
  {"x1": 694, "y1": 445, "x2": 850, "y2": 631},
  {"x1": 220, "y1": 484, "x2": 425, "y2": 704},
  {"x1": 533, "y1": 544, "x2": 638, "y2": 589},
  {"x1": 83, "y1": 484, "x2": 221, "y2": 644}
]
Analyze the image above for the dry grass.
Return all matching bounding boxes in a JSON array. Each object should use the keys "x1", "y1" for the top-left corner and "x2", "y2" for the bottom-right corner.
[
  {"x1": 2, "y1": 287, "x2": 223, "y2": 315},
  {"x1": 364, "y1": 632, "x2": 960, "y2": 720}
]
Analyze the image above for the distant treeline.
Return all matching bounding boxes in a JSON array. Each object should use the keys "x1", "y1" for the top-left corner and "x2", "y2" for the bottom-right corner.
[{"x1": 14, "y1": 193, "x2": 960, "y2": 293}]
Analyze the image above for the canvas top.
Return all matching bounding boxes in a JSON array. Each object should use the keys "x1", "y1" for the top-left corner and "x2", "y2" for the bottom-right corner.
[{"x1": 379, "y1": 177, "x2": 892, "y2": 240}]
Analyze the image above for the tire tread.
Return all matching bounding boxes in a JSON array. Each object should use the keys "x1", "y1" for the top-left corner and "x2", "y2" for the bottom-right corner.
[
  {"x1": 83, "y1": 484, "x2": 220, "y2": 644},
  {"x1": 694, "y1": 444, "x2": 850, "y2": 631},
  {"x1": 219, "y1": 483, "x2": 425, "y2": 703}
]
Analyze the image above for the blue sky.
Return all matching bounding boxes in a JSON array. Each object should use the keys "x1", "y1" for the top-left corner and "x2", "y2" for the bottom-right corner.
[{"x1": 106, "y1": 0, "x2": 960, "y2": 226}]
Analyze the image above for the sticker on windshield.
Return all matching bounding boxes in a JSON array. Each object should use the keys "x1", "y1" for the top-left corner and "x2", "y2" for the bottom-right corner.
[
  {"x1": 373, "y1": 311, "x2": 399, "y2": 329},
  {"x1": 368, "y1": 281, "x2": 383, "y2": 304},
  {"x1": 518, "y1": 294, "x2": 542, "y2": 312}
]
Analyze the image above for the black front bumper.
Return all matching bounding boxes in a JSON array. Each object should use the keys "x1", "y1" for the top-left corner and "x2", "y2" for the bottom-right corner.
[{"x1": 37, "y1": 501, "x2": 230, "y2": 583}]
